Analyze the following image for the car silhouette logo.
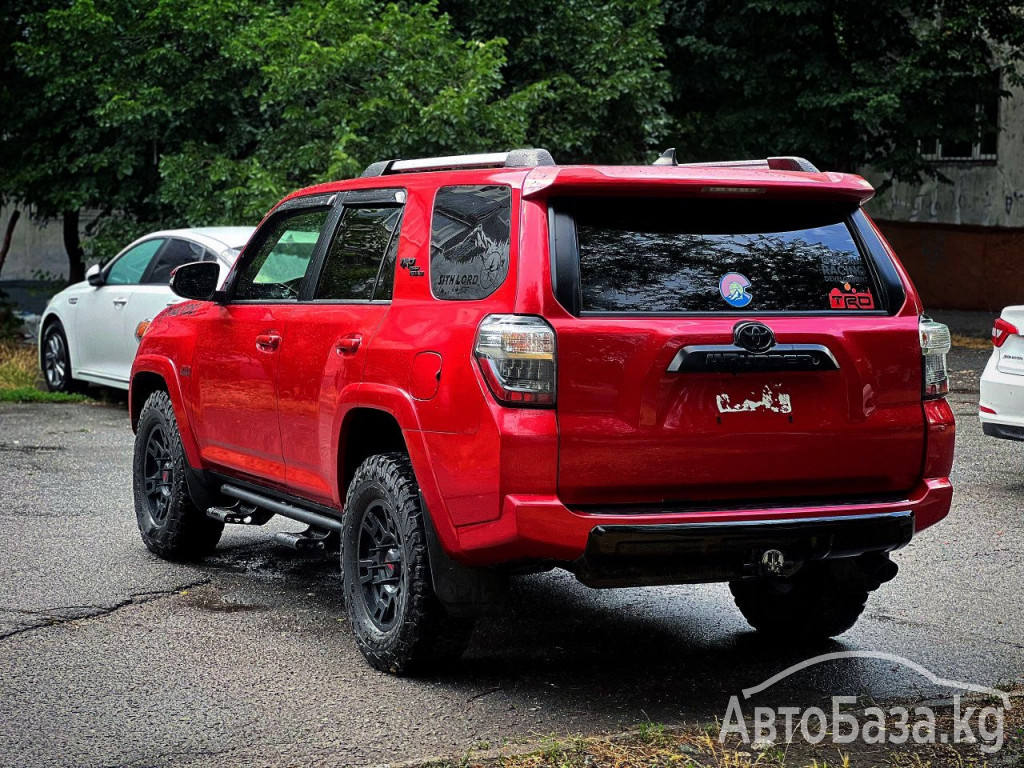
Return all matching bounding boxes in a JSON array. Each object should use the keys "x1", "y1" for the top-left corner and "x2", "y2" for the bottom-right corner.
[{"x1": 734, "y1": 321, "x2": 776, "y2": 353}]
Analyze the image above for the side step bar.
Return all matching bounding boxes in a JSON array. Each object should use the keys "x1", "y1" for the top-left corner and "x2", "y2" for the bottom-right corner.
[{"x1": 220, "y1": 484, "x2": 343, "y2": 532}]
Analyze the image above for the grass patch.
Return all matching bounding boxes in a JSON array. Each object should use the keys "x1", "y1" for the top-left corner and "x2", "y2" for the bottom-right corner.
[
  {"x1": 0, "y1": 386, "x2": 89, "y2": 404},
  {"x1": 0, "y1": 341, "x2": 90, "y2": 403},
  {"x1": 447, "y1": 700, "x2": 1023, "y2": 768},
  {"x1": 951, "y1": 333, "x2": 991, "y2": 350},
  {"x1": 0, "y1": 340, "x2": 38, "y2": 390}
]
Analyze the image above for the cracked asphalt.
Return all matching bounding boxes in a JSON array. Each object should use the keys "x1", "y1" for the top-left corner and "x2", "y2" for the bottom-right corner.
[{"x1": 0, "y1": 346, "x2": 1022, "y2": 768}]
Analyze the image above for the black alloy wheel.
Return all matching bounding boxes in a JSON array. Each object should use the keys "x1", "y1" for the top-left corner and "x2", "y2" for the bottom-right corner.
[
  {"x1": 132, "y1": 390, "x2": 223, "y2": 560},
  {"x1": 141, "y1": 424, "x2": 174, "y2": 526},
  {"x1": 342, "y1": 452, "x2": 474, "y2": 674},
  {"x1": 356, "y1": 499, "x2": 405, "y2": 630}
]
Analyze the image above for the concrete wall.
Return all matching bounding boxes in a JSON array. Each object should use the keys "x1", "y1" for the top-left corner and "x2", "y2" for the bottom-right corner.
[
  {"x1": 865, "y1": 84, "x2": 1024, "y2": 228},
  {"x1": 861, "y1": 84, "x2": 1024, "y2": 310},
  {"x1": 0, "y1": 206, "x2": 69, "y2": 281}
]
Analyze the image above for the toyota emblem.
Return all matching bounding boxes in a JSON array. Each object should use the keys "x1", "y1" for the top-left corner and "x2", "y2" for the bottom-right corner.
[{"x1": 734, "y1": 321, "x2": 776, "y2": 353}]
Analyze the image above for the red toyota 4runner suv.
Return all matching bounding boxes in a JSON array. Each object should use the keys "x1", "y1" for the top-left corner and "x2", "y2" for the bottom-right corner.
[{"x1": 130, "y1": 149, "x2": 955, "y2": 673}]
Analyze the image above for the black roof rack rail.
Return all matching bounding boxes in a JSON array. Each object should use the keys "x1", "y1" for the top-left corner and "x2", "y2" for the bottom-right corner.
[
  {"x1": 653, "y1": 148, "x2": 820, "y2": 173},
  {"x1": 361, "y1": 148, "x2": 555, "y2": 177}
]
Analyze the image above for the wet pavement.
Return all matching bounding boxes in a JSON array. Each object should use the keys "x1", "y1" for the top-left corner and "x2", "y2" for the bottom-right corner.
[{"x1": 0, "y1": 346, "x2": 1021, "y2": 767}]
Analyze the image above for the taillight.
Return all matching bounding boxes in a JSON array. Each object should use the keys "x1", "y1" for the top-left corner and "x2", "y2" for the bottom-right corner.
[
  {"x1": 474, "y1": 315, "x2": 556, "y2": 406},
  {"x1": 919, "y1": 317, "x2": 951, "y2": 400},
  {"x1": 992, "y1": 317, "x2": 1018, "y2": 347}
]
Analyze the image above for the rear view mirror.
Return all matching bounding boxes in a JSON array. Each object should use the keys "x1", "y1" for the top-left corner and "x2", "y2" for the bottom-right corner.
[
  {"x1": 170, "y1": 261, "x2": 220, "y2": 301},
  {"x1": 86, "y1": 263, "x2": 103, "y2": 287}
]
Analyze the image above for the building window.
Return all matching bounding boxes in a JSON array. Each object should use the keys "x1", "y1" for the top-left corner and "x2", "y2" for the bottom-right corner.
[{"x1": 921, "y1": 73, "x2": 1000, "y2": 162}]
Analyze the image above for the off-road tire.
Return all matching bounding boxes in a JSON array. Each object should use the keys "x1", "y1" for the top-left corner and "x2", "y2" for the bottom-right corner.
[
  {"x1": 730, "y1": 566, "x2": 870, "y2": 640},
  {"x1": 133, "y1": 390, "x2": 223, "y2": 560},
  {"x1": 41, "y1": 322, "x2": 84, "y2": 393},
  {"x1": 342, "y1": 452, "x2": 474, "y2": 675}
]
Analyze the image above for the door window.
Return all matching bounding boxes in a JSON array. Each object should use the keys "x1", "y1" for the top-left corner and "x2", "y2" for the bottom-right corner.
[
  {"x1": 234, "y1": 209, "x2": 329, "y2": 301},
  {"x1": 315, "y1": 206, "x2": 403, "y2": 301},
  {"x1": 144, "y1": 239, "x2": 207, "y2": 284},
  {"x1": 105, "y1": 239, "x2": 164, "y2": 285}
]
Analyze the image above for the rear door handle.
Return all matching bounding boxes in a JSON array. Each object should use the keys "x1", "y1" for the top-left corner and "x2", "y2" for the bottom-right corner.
[
  {"x1": 255, "y1": 333, "x2": 281, "y2": 352},
  {"x1": 335, "y1": 335, "x2": 362, "y2": 355},
  {"x1": 112, "y1": 298, "x2": 128, "y2": 308}
]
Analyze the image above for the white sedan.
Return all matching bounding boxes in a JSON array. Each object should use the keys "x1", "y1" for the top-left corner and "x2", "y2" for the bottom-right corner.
[
  {"x1": 38, "y1": 227, "x2": 254, "y2": 393},
  {"x1": 980, "y1": 306, "x2": 1024, "y2": 441}
]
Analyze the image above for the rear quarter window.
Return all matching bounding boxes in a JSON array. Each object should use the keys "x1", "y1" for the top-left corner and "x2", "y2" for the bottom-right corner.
[
  {"x1": 562, "y1": 197, "x2": 880, "y2": 313},
  {"x1": 430, "y1": 185, "x2": 511, "y2": 301}
]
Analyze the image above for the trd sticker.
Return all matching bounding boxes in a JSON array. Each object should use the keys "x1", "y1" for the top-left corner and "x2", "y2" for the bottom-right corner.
[
  {"x1": 829, "y1": 283, "x2": 875, "y2": 310},
  {"x1": 399, "y1": 257, "x2": 424, "y2": 277},
  {"x1": 719, "y1": 272, "x2": 753, "y2": 308}
]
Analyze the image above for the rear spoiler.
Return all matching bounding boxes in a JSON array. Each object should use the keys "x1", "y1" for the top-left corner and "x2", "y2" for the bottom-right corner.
[{"x1": 522, "y1": 165, "x2": 875, "y2": 205}]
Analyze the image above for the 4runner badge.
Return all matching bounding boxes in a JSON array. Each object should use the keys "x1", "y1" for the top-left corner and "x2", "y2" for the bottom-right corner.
[{"x1": 400, "y1": 257, "x2": 424, "y2": 277}]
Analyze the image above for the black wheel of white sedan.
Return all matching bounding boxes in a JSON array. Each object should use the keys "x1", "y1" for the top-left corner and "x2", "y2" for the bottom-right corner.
[
  {"x1": 41, "y1": 323, "x2": 81, "y2": 393},
  {"x1": 342, "y1": 453, "x2": 474, "y2": 675},
  {"x1": 133, "y1": 390, "x2": 223, "y2": 560}
]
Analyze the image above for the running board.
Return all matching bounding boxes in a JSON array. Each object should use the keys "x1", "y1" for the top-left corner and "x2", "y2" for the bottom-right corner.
[{"x1": 220, "y1": 484, "x2": 343, "y2": 532}]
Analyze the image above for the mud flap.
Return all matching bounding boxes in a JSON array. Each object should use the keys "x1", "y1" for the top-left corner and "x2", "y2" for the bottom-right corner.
[{"x1": 419, "y1": 494, "x2": 508, "y2": 618}]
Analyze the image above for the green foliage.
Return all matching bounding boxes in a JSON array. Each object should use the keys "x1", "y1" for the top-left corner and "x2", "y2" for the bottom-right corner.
[
  {"x1": 440, "y1": 0, "x2": 672, "y2": 162},
  {"x1": 160, "y1": 0, "x2": 547, "y2": 223},
  {"x1": 3, "y1": 0, "x2": 1024, "y2": 272},
  {"x1": 661, "y1": 1, "x2": 1024, "y2": 179},
  {"x1": 0, "y1": 387, "x2": 91, "y2": 404},
  {"x1": 0, "y1": 292, "x2": 22, "y2": 341}
]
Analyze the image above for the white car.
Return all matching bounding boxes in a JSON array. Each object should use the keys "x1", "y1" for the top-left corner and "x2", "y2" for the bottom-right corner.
[
  {"x1": 979, "y1": 306, "x2": 1024, "y2": 441},
  {"x1": 38, "y1": 227, "x2": 254, "y2": 393}
]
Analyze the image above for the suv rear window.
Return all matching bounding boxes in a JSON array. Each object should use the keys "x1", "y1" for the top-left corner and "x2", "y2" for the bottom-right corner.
[{"x1": 561, "y1": 198, "x2": 879, "y2": 313}]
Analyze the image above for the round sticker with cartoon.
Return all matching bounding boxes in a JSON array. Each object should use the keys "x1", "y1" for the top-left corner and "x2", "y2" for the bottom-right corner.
[{"x1": 719, "y1": 272, "x2": 752, "y2": 308}]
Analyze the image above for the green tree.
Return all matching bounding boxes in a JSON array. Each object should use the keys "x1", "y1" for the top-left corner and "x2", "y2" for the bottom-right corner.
[
  {"x1": 159, "y1": 0, "x2": 544, "y2": 224},
  {"x1": 440, "y1": 0, "x2": 672, "y2": 162},
  {"x1": 661, "y1": 0, "x2": 1024, "y2": 181},
  {"x1": 1, "y1": 0, "x2": 268, "y2": 280}
]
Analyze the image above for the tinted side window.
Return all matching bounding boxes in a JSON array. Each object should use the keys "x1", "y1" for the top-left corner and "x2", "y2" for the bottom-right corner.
[
  {"x1": 145, "y1": 238, "x2": 206, "y2": 284},
  {"x1": 315, "y1": 206, "x2": 403, "y2": 301},
  {"x1": 106, "y1": 239, "x2": 164, "y2": 285},
  {"x1": 567, "y1": 198, "x2": 879, "y2": 313},
  {"x1": 430, "y1": 185, "x2": 510, "y2": 301},
  {"x1": 235, "y1": 209, "x2": 329, "y2": 301}
]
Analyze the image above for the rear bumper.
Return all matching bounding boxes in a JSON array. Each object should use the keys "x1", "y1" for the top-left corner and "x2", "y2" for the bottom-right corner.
[
  {"x1": 982, "y1": 421, "x2": 1024, "y2": 442},
  {"x1": 979, "y1": 353, "x2": 1024, "y2": 433},
  {"x1": 453, "y1": 477, "x2": 953, "y2": 567},
  {"x1": 577, "y1": 510, "x2": 912, "y2": 586}
]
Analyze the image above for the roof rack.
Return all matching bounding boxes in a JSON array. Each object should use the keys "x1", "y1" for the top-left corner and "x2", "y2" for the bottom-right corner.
[
  {"x1": 361, "y1": 148, "x2": 555, "y2": 177},
  {"x1": 652, "y1": 148, "x2": 820, "y2": 173}
]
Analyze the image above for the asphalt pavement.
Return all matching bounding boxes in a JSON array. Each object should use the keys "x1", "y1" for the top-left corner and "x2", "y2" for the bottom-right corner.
[{"x1": 0, "y1": 346, "x2": 1021, "y2": 768}]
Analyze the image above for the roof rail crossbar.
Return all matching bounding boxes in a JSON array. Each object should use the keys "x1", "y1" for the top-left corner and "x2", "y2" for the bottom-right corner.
[
  {"x1": 652, "y1": 149, "x2": 820, "y2": 174},
  {"x1": 361, "y1": 148, "x2": 555, "y2": 177}
]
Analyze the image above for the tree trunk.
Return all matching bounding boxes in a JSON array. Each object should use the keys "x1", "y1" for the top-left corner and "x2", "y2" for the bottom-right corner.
[
  {"x1": 0, "y1": 209, "x2": 20, "y2": 278},
  {"x1": 63, "y1": 209, "x2": 85, "y2": 284}
]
